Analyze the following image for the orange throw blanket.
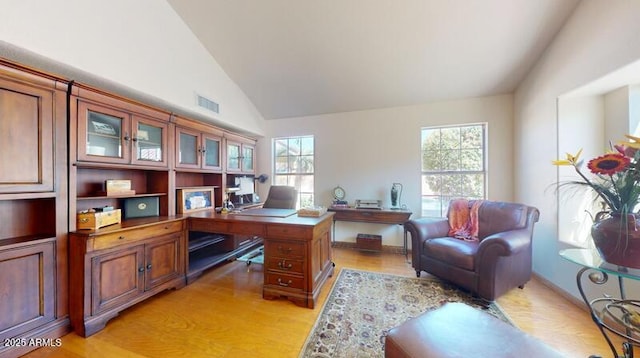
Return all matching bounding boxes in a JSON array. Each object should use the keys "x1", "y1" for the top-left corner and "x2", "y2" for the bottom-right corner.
[{"x1": 448, "y1": 199, "x2": 482, "y2": 241}]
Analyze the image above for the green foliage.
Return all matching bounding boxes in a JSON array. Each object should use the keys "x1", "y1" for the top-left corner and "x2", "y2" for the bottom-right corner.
[{"x1": 421, "y1": 125, "x2": 485, "y2": 198}]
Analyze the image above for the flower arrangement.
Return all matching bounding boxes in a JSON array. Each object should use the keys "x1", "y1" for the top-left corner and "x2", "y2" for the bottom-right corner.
[{"x1": 552, "y1": 134, "x2": 640, "y2": 215}]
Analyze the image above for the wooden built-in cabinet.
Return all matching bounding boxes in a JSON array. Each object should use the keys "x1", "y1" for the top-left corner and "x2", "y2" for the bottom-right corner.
[
  {"x1": 0, "y1": 61, "x2": 70, "y2": 358},
  {"x1": 69, "y1": 217, "x2": 186, "y2": 337},
  {"x1": 74, "y1": 93, "x2": 169, "y2": 168},
  {"x1": 172, "y1": 116, "x2": 226, "y2": 208},
  {"x1": 0, "y1": 76, "x2": 54, "y2": 193},
  {"x1": 69, "y1": 84, "x2": 172, "y2": 229},
  {"x1": 226, "y1": 134, "x2": 256, "y2": 174},
  {"x1": 0, "y1": 58, "x2": 264, "y2": 352},
  {"x1": 0, "y1": 238, "x2": 55, "y2": 340},
  {"x1": 176, "y1": 126, "x2": 223, "y2": 171}
]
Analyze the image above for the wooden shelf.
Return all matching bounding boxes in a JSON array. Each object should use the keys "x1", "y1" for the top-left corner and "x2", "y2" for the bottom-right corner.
[
  {"x1": 77, "y1": 192, "x2": 167, "y2": 200},
  {"x1": 0, "y1": 192, "x2": 56, "y2": 201},
  {"x1": 189, "y1": 234, "x2": 226, "y2": 252},
  {"x1": 188, "y1": 240, "x2": 262, "y2": 274}
]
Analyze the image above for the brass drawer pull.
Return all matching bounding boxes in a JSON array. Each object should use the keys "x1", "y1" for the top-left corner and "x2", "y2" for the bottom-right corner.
[
  {"x1": 277, "y1": 278, "x2": 293, "y2": 287},
  {"x1": 278, "y1": 260, "x2": 292, "y2": 270},
  {"x1": 119, "y1": 236, "x2": 125, "y2": 240}
]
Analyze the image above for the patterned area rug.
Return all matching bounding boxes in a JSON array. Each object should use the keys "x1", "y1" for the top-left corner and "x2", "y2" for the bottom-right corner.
[{"x1": 299, "y1": 268, "x2": 511, "y2": 358}]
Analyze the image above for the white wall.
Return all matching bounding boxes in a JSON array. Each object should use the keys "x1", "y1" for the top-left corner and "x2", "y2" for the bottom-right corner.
[
  {"x1": 631, "y1": 85, "x2": 640, "y2": 135},
  {"x1": 515, "y1": 0, "x2": 640, "y2": 299},
  {"x1": 0, "y1": 0, "x2": 264, "y2": 136},
  {"x1": 258, "y1": 94, "x2": 514, "y2": 247},
  {"x1": 604, "y1": 87, "x2": 630, "y2": 142},
  {"x1": 557, "y1": 95, "x2": 603, "y2": 248}
]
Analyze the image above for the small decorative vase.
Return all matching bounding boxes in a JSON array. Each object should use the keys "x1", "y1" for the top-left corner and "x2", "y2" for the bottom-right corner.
[{"x1": 591, "y1": 213, "x2": 640, "y2": 269}]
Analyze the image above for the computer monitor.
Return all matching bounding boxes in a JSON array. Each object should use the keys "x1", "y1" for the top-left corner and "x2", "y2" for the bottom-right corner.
[{"x1": 236, "y1": 176, "x2": 255, "y2": 196}]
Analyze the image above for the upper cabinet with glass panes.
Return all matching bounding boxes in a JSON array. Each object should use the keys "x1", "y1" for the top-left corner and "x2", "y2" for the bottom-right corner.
[
  {"x1": 175, "y1": 126, "x2": 222, "y2": 171},
  {"x1": 76, "y1": 100, "x2": 168, "y2": 167},
  {"x1": 226, "y1": 136, "x2": 255, "y2": 174}
]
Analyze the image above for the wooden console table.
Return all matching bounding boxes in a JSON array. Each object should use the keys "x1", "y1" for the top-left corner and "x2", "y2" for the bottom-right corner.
[
  {"x1": 188, "y1": 209, "x2": 335, "y2": 308},
  {"x1": 327, "y1": 206, "x2": 412, "y2": 250}
]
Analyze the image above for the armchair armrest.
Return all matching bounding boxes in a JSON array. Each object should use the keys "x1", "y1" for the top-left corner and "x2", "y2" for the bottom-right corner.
[
  {"x1": 404, "y1": 218, "x2": 450, "y2": 246},
  {"x1": 477, "y1": 228, "x2": 532, "y2": 258}
]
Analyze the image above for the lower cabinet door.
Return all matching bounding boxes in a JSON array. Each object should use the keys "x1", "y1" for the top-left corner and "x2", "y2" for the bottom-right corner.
[
  {"x1": 144, "y1": 233, "x2": 182, "y2": 290},
  {"x1": 0, "y1": 240, "x2": 55, "y2": 340},
  {"x1": 91, "y1": 245, "x2": 145, "y2": 315}
]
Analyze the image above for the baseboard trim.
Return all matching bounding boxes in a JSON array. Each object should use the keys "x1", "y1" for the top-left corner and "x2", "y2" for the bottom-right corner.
[
  {"x1": 332, "y1": 241, "x2": 406, "y2": 254},
  {"x1": 532, "y1": 273, "x2": 588, "y2": 311}
]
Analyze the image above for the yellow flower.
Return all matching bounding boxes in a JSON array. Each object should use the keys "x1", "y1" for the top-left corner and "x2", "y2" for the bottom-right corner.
[
  {"x1": 552, "y1": 148, "x2": 583, "y2": 166},
  {"x1": 621, "y1": 134, "x2": 640, "y2": 149}
]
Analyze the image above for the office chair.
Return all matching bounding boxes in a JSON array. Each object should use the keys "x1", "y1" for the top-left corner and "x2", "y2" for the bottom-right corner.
[{"x1": 262, "y1": 185, "x2": 297, "y2": 209}]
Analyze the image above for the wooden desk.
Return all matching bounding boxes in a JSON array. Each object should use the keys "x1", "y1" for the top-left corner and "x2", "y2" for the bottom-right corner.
[
  {"x1": 328, "y1": 206, "x2": 412, "y2": 250},
  {"x1": 188, "y1": 210, "x2": 335, "y2": 308}
]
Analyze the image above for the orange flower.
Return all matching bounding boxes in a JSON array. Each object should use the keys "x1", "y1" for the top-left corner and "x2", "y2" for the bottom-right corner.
[{"x1": 587, "y1": 154, "x2": 630, "y2": 175}]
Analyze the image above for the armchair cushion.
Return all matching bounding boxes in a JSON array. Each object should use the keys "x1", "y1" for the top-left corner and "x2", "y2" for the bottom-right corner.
[{"x1": 423, "y1": 238, "x2": 477, "y2": 271}]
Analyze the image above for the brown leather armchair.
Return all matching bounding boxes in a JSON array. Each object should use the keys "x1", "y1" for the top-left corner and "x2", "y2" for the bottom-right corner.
[{"x1": 404, "y1": 200, "x2": 540, "y2": 301}]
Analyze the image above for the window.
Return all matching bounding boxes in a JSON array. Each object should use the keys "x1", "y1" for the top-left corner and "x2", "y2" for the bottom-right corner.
[
  {"x1": 421, "y1": 124, "x2": 487, "y2": 217},
  {"x1": 273, "y1": 136, "x2": 314, "y2": 208}
]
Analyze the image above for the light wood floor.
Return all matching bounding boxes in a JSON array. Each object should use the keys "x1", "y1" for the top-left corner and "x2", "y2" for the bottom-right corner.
[{"x1": 24, "y1": 247, "x2": 622, "y2": 358}]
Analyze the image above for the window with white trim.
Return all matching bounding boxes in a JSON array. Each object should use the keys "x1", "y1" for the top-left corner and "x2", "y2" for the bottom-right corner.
[
  {"x1": 273, "y1": 136, "x2": 314, "y2": 208},
  {"x1": 421, "y1": 124, "x2": 487, "y2": 217}
]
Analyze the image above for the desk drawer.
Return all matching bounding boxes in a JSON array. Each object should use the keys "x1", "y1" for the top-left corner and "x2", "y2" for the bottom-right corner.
[
  {"x1": 229, "y1": 222, "x2": 265, "y2": 236},
  {"x1": 92, "y1": 221, "x2": 183, "y2": 251},
  {"x1": 265, "y1": 240, "x2": 305, "y2": 259},
  {"x1": 267, "y1": 225, "x2": 310, "y2": 239},
  {"x1": 332, "y1": 209, "x2": 411, "y2": 224},
  {"x1": 265, "y1": 272, "x2": 304, "y2": 290},
  {"x1": 190, "y1": 220, "x2": 229, "y2": 233},
  {"x1": 265, "y1": 257, "x2": 304, "y2": 274}
]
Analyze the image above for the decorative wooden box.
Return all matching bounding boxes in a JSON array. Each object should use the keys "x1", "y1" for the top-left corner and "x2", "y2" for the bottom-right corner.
[
  {"x1": 297, "y1": 206, "x2": 328, "y2": 217},
  {"x1": 77, "y1": 209, "x2": 121, "y2": 230},
  {"x1": 104, "y1": 179, "x2": 135, "y2": 196},
  {"x1": 356, "y1": 233, "x2": 382, "y2": 251}
]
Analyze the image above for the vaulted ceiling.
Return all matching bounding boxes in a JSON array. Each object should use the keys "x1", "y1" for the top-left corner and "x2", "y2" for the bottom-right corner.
[{"x1": 167, "y1": 0, "x2": 580, "y2": 120}]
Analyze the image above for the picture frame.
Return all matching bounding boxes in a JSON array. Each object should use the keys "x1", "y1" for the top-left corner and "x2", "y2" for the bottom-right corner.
[{"x1": 177, "y1": 187, "x2": 215, "y2": 214}]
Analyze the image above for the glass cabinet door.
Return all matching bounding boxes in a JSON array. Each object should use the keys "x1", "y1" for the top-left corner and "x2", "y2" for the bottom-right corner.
[
  {"x1": 241, "y1": 145, "x2": 255, "y2": 173},
  {"x1": 132, "y1": 117, "x2": 167, "y2": 167},
  {"x1": 203, "y1": 134, "x2": 221, "y2": 170},
  {"x1": 176, "y1": 128, "x2": 200, "y2": 169},
  {"x1": 77, "y1": 101, "x2": 130, "y2": 164},
  {"x1": 226, "y1": 142, "x2": 241, "y2": 172}
]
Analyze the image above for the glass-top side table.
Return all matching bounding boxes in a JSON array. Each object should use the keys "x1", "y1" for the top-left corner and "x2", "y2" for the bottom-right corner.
[{"x1": 560, "y1": 248, "x2": 640, "y2": 358}]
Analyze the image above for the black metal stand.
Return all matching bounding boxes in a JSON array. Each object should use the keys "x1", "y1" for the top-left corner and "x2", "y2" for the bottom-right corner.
[{"x1": 576, "y1": 267, "x2": 639, "y2": 358}]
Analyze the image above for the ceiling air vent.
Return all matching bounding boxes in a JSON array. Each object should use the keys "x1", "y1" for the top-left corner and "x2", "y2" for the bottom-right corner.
[{"x1": 196, "y1": 94, "x2": 219, "y2": 114}]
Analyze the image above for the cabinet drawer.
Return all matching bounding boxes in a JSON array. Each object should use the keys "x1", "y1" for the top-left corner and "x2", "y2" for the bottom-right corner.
[
  {"x1": 229, "y1": 222, "x2": 265, "y2": 236},
  {"x1": 265, "y1": 240, "x2": 305, "y2": 259},
  {"x1": 266, "y1": 225, "x2": 309, "y2": 239},
  {"x1": 265, "y1": 257, "x2": 304, "y2": 274},
  {"x1": 190, "y1": 219, "x2": 229, "y2": 233},
  {"x1": 92, "y1": 221, "x2": 183, "y2": 251},
  {"x1": 265, "y1": 273, "x2": 304, "y2": 290}
]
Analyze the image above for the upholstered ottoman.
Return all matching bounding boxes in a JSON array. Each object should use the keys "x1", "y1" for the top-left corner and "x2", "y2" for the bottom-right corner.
[{"x1": 384, "y1": 302, "x2": 565, "y2": 358}]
